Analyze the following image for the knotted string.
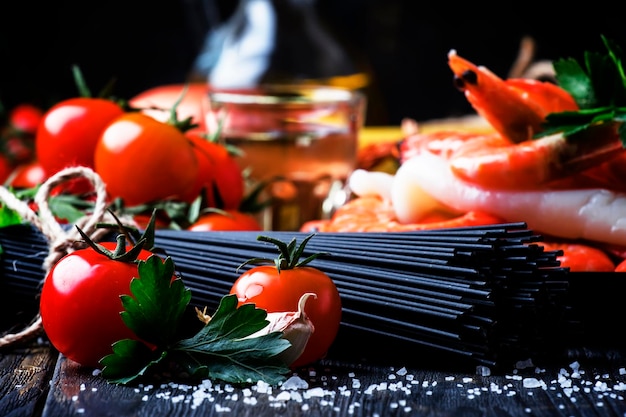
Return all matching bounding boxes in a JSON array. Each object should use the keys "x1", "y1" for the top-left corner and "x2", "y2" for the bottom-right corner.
[{"x1": 0, "y1": 166, "x2": 116, "y2": 347}]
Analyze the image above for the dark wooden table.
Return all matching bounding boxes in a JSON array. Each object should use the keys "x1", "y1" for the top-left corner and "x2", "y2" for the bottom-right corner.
[
  {"x1": 3, "y1": 226, "x2": 626, "y2": 416},
  {"x1": 3, "y1": 313, "x2": 626, "y2": 417}
]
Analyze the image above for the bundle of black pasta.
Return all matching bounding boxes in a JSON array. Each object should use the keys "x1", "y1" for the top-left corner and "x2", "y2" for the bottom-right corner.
[
  {"x1": 151, "y1": 222, "x2": 573, "y2": 367},
  {"x1": 0, "y1": 222, "x2": 591, "y2": 368}
]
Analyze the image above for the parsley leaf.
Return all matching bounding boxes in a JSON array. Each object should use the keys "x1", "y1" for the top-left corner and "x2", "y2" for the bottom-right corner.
[
  {"x1": 100, "y1": 339, "x2": 166, "y2": 384},
  {"x1": 100, "y1": 257, "x2": 291, "y2": 386},
  {"x1": 172, "y1": 295, "x2": 291, "y2": 385},
  {"x1": 538, "y1": 35, "x2": 626, "y2": 145},
  {"x1": 120, "y1": 256, "x2": 191, "y2": 345}
]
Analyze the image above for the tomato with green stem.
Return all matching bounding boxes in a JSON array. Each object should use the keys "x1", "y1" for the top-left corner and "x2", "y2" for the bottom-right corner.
[
  {"x1": 39, "y1": 234, "x2": 160, "y2": 369},
  {"x1": 129, "y1": 83, "x2": 208, "y2": 133},
  {"x1": 230, "y1": 234, "x2": 341, "y2": 368}
]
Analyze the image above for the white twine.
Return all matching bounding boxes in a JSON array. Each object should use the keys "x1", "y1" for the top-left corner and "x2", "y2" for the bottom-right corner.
[{"x1": 0, "y1": 166, "x2": 115, "y2": 347}]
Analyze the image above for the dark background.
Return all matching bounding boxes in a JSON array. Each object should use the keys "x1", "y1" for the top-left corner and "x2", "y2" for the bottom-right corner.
[{"x1": 1, "y1": 1, "x2": 624, "y2": 125}]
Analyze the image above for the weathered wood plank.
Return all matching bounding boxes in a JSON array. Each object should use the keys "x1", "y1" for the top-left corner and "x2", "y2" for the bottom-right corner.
[
  {"x1": 40, "y1": 354, "x2": 626, "y2": 417},
  {"x1": 0, "y1": 341, "x2": 58, "y2": 417}
]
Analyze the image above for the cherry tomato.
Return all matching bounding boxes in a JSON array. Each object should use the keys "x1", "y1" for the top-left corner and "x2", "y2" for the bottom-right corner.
[
  {"x1": 7, "y1": 160, "x2": 46, "y2": 188},
  {"x1": 188, "y1": 210, "x2": 262, "y2": 231},
  {"x1": 0, "y1": 155, "x2": 13, "y2": 184},
  {"x1": 9, "y1": 103, "x2": 44, "y2": 134},
  {"x1": 183, "y1": 133, "x2": 244, "y2": 209},
  {"x1": 39, "y1": 242, "x2": 156, "y2": 369},
  {"x1": 230, "y1": 238, "x2": 341, "y2": 368},
  {"x1": 94, "y1": 113, "x2": 199, "y2": 207},
  {"x1": 129, "y1": 83, "x2": 208, "y2": 133},
  {"x1": 35, "y1": 98, "x2": 124, "y2": 177}
]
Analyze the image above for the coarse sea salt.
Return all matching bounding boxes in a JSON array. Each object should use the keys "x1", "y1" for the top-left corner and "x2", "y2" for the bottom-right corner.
[
  {"x1": 522, "y1": 378, "x2": 542, "y2": 389},
  {"x1": 281, "y1": 375, "x2": 309, "y2": 390}
]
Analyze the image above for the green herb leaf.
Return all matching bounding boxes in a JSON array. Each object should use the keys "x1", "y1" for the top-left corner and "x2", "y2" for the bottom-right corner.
[
  {"x1": 539, "y1": 35, "x2": 626, "y2": 144},
  {"x1": 553, "y1": 57, "x2": 596, "y2": 108},
  {"x1": 0, "y1": 204, "x2": 23, "y2": 228},
  {"x1": 100, "y1": 259, "x2": 291, "y2": 386},
  {"x1": 120, "y1": 256, "x2": 191, "y2": 346},
  {"x1": 172, "y1": 294, "x2": 291, "y2": 385},
  {"x1": 100, "y1": 339, "x2": 166, "y2": 384}
]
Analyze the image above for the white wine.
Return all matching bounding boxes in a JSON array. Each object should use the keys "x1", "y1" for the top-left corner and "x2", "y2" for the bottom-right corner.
[{"x1": 207, "y1": 85, "x2": 365, "y2": 231}]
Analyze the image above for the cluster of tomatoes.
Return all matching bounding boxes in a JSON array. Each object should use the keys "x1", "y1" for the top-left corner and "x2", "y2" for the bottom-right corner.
[
  {"x1": 0, "y1": 103, "x2": 45, "y2": 186},
  {"x1": 2, "y1": 83, "x2": 342, "y2": 375},
  {"x1": 1, "y1": 84, "x2": 262, "y2": 231}
]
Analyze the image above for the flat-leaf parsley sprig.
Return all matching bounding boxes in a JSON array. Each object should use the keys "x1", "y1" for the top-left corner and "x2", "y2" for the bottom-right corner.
[
  {"x1": 99, "y1": 255, "x2": 291, "y2": 385},
  {"x1": 537, "y1": 35, "x2": 626, "y2": 144}
]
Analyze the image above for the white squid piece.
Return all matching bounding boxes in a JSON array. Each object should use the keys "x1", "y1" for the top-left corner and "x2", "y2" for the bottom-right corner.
[{"x1": 392, "y1": 152, "x2": 626, "y2": 246}]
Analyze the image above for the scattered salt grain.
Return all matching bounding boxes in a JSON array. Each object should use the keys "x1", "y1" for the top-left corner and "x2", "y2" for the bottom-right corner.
[
  {"x1": 523, "y1": 378, "x2": 545, "y2": 389},
  {"x1": 274, "y1": 391, "x2": 291, "y2": 401},
  {"x1": 255, "y1": 380, "x2": 271, "y2": 394},
  {"x1": 305, "y1": 387, "x2": 326, "y2": 397},
  {"x1": 281, "y1": 375, "x2": 309, "y2": 390},
  {"x1": 214, "y1": 404, "x2": 231, "y2": 412},
  {"x1": 476, "y1": 366, "x2": 491, "y2": 376}
]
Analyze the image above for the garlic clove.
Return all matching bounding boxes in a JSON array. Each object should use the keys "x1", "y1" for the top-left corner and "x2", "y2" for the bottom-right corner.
[{"x1": 247, "y1": 292, "x2": 316, "y2": 366}]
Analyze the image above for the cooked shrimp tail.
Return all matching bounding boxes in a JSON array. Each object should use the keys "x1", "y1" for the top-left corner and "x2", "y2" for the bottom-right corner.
[
  {"x1": 448, "y1": 122, "x2": 624, "y2": 189},
  {"x1": 448, "y1": 50, "x2": 578, "y2": 144}
]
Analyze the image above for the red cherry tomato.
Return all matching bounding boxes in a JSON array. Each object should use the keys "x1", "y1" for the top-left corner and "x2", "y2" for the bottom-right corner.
[
  {"x1": 188, "y1": 210, "x2": 262, "y2": 231},
  {"x1": 231, "y1": 258, "x2": 341, "y2": 368},
  {"x1": 129, "y1": 83, "x2": 209, "y2": 133},
  {"x1": 8, "y1": 160, "x2": 46, "y2": 188},
  {"x1": 0, "y1": 155, "x2": 13, "y2": 184},
  {"x1": 39, "y1": 242, "x2": 156, "y2": 369},
  {"x1": 183, "y1": 133, "x2": 245, "y2": 208},
  {"x1": 9, "y1": 103, "x2": 44, "y2": 134},
  {"x1": 35, "y1": 98, "x2": 124, "y2": 177},
  {"x1": 94, "y1": 113, "x2": 199, "y2": 207}
]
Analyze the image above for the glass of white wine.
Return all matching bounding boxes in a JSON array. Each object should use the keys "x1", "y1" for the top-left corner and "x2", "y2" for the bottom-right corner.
[{"x1": 206, "y1": 85, "x2": 366, "y2": 231}]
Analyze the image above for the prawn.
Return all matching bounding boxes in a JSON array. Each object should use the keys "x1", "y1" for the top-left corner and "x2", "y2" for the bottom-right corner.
[
  {"x1": 300, "y1": 195, "x2": 503, "y2": 233},
  {"x1": 404, "y1": 51, "x2": 626, "y2": 190},
  {"x1": 446, "y1": 123, "x2": 624, "y2": 190},
  {"x1": 448, "y1": 50, "x2": 578, "y2": 144}
]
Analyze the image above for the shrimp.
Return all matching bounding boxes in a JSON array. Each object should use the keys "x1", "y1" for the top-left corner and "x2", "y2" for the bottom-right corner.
[
  {"x1": 300, "y1": 195, "x2": 503, "y2": 233},
  {"x1": 399, "y1": 52, "x2": 625, "y2": 190},
  {"x1": 447, "y1": 123, "x2": 624, "y2": 190},
  {"x1": 448, "y1": 49, "x2": 578, "y2": 144},
  {"x1": 393, "y1": 150, "x2": 626, "y2": 247}
]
